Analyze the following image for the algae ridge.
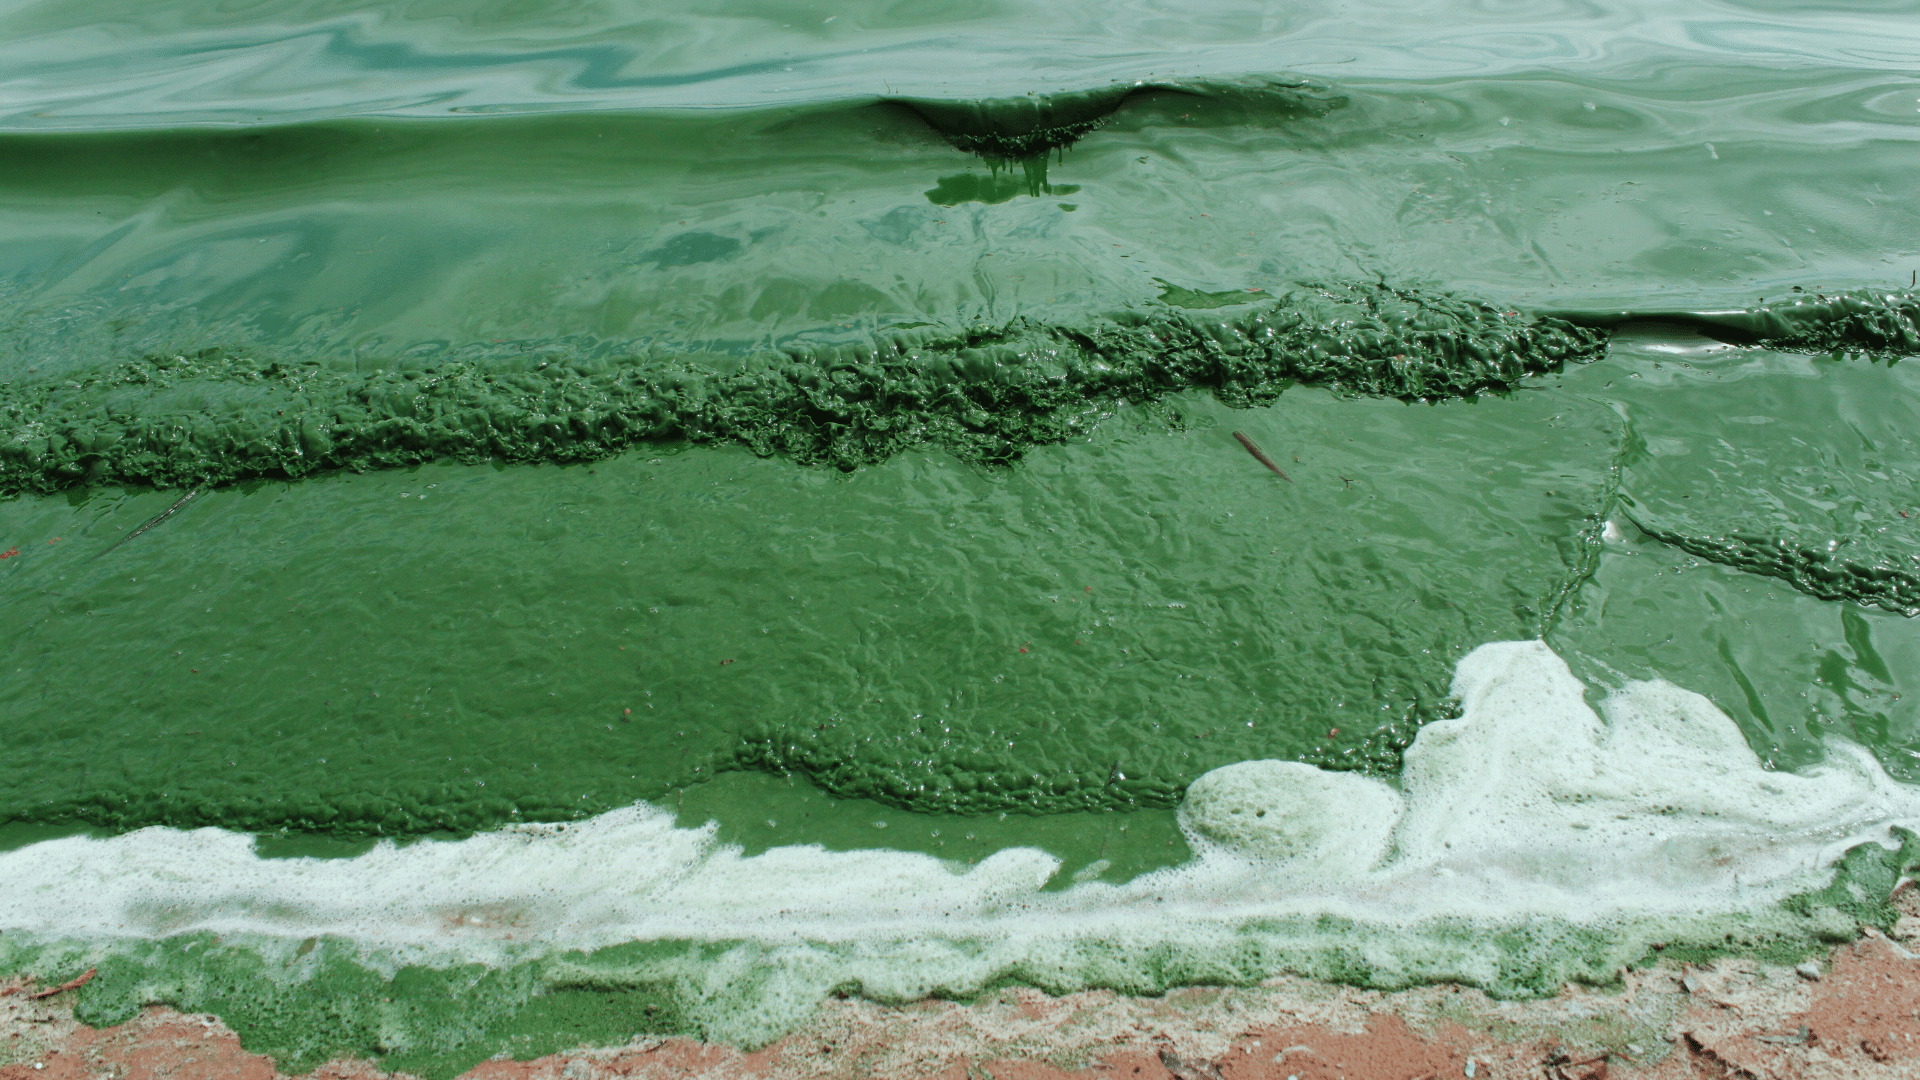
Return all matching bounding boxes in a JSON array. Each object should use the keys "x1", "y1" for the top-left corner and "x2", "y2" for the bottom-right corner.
[{"x1": 0, "y1": 281, "x2": 1608, "y2": 499}]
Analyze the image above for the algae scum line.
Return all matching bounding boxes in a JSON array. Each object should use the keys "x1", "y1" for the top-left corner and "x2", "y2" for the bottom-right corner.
[{"x1": 4, "y1": 0, "x2": 1920, "y2": 1074}]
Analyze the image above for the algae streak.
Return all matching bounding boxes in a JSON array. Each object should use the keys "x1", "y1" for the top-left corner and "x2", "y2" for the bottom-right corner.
[
  {"x1": 1627, "y1": 516, "x2": 1920, "y2": 618},
  {"x1": 1555, "y1": 289, "x2": 1920, "y2": 359},
  {"x1": 0, "y1": 282, "x2": 1606, "y2": 498}
]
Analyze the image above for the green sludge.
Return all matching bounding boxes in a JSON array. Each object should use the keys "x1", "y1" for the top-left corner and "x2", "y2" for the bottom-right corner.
[
  {"x1": 0, "y1": 282, "x2": 1606, "y2": 497},
  {"x1": 11, "y1": 935, "x2": 697, "y2": 1080},
  {"x1": 15, "y1": 283, "x2": 1920, "y2": 836},
  {"x1": 0, "y1": 376, "x2": 1617, "y2": 833}
]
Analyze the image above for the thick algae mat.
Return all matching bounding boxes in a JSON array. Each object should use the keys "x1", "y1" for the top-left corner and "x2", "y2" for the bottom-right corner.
[{"x1": 4, "y1": 0, "x2": 1920, "y2": 1076}]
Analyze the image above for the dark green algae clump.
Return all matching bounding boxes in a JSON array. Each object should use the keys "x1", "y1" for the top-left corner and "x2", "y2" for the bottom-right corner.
[
  {"x1": 1734, "y1": 289, "x2": 1920, "y2": 356},
  {"x1": 0, "y1": 281, "x2": 1608, "y2": 498}
]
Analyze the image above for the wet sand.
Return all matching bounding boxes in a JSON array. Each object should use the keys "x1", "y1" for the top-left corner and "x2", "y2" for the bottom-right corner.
[{"x1": 6, "y1": 899, "x2": 1917, "y2": 1080}]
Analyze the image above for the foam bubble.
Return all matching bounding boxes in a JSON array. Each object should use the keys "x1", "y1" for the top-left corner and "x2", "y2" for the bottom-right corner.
[{"x1": 1178, "y1": 760, "x2": 1400, "y2": 876}]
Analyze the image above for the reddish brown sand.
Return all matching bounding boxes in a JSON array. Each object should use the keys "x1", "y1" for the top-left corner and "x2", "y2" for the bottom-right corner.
[{"x1": 5, "y1": 903, "x2": 1918, "y2": 1080}]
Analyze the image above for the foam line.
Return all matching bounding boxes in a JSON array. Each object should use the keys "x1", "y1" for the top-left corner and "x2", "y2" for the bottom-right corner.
[
  {"x1": 7, "y1": 641, "x2": 1916, "y2": 1050},
  {"x1": 3, "y1": 642, "x2": 1912, "y2": 956}
]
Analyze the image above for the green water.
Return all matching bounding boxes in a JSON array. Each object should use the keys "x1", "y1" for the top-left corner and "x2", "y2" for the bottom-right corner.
[
  {"x1": 1552, "y1": 334, "x2": 1920, "y2": 778},
  {"x1": 4, "y1": 0, "x2": 1920, "y2": 1071},
  {"x1": 0, "y1": 380, "x2": 1618, "y2": 833},
  {"x1": 3, "y1": 60, "x2": 1915, "y2": 838}
]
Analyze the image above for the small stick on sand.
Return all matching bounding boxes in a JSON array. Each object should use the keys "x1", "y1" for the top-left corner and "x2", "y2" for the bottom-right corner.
[
  {"x1": 93, "y1": 486, "x2": 202, "y2": 560},
  {"x1": 29, "y1": 968, "x2": 96, "y2": 999},
  {"x1": 1231, "y1": 431, "x2": 1291, "y2": 482}
]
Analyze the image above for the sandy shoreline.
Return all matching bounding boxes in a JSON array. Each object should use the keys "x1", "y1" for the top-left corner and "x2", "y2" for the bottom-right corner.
[{"x1": 5, "y1": 898, "x2": 1917, "y2": 1080}]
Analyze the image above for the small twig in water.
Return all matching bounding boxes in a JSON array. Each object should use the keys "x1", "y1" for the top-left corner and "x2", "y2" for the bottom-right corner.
[
  {"x1": 1231, "y1": 431, "x2": 1291, "y2": 481},
  {"x1": 93, "y1": 487, "x2": 202, "y2": 559}
]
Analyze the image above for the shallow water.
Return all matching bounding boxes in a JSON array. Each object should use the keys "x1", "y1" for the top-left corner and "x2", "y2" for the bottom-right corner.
[{"x1": 3, "y1": 0, "x2": 1920, "y2": 1073}]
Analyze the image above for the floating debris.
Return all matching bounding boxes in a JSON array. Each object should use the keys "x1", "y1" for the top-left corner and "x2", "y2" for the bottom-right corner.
[
  {"x1": 1232, "y1": 431, "x2": 1291, "y2": 481},
  {"x1": 93, "y1": 487, "x2": 202, "y2": 559}
]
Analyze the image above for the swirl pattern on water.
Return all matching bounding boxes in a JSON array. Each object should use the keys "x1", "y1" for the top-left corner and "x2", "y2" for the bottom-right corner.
[{"x1": 0, "y1": 0, "x2": 1918, "y2": 126}]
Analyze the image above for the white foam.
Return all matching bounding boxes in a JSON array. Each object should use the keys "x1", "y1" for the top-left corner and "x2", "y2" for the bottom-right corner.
[
  {"x1": 1384, "y1": 642, "x2": 1917, "y2": 913},
  {"x1": 1179, "y1": 760, "x2": 1401, "y2": 876},
  {"x1": 3, "y1": 641, "x2": 1915, "y2": 955}
]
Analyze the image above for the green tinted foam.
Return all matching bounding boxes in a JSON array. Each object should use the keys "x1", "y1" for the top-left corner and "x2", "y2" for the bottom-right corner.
[{"x1": 0, "y1": 858, "x2": 1887, "y2": 1080}]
